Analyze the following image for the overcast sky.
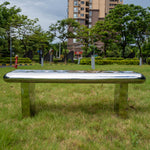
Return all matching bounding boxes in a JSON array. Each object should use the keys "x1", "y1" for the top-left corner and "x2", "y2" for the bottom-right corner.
[{"x1": 0, "y1": 0, "x2": 150, "y2": 30}]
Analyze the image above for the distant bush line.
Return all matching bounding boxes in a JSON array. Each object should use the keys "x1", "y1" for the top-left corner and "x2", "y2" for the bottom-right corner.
[
  {"x1": 0, "y1": 57, "x2": 32, "y2": 64},
  {"x1": 80, "y1": 57, "x2": 139, "y2": 65},
  {"x1": 1, "y1": 57, "x2": 150, "y2": 65}
]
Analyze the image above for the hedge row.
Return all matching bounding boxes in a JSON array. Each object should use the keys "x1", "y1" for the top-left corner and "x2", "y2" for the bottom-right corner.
[
  {"x1": 80, "y1": 58, "x2": 139, "y2": 65},
  {"x1": 95, "y1": 56, "x2": 125, "y2": 60},
  {"x1": 0, "y1": 57, "x2": 32, "y2": 63}
]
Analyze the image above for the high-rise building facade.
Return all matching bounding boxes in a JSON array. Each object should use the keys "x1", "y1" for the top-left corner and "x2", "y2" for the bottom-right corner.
[{"x1": 68, "y1": 0, "x2": 123, "y2": 55}]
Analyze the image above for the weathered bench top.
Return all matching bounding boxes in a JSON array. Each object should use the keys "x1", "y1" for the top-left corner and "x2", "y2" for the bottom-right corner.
[{"x1": 3, "y1": 70, "x2": 146, "y2": 84}]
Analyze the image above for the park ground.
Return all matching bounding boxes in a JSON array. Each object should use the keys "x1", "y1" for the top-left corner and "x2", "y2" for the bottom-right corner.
[{"x1": 0, "y1": 63, "x2": 150, "y2": 150}]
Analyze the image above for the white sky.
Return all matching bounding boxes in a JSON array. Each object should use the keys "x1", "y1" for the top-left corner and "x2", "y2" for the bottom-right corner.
[{"x1": 0, "y1": 0, "x2": 150, "y2": 31}]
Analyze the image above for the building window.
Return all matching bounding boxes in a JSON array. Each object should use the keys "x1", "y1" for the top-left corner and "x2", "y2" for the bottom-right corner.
[
  {"x1": 86, "y1": 2, "x2": 89, "y2": 6},
  {"x1": 74, "y1": 13, "x2": 78, "y2": 18},
  {"x1": 81, "y1": 1, "x2": 84, "y2": 4},
  {"x1": 120, "y1": 0, "x2": 123, "y2": 2},
  {"x1": 80, "y1": 14, "x2": 84, "y2": 17},
  {"x1": 81, "y1": 7, "x2": 84, "y2": 11},
  {"x1": 74, "y1": 7, "x2": 78, "y2": 12},
  {"x1": 89, "y1": 0, "x2": 92, "y2": 3},
  {"x1": 74, "y1": 0, "x2": 78, "y2": 6},
  {"x1": 109, "y1": 4, "x2": 117, "y2": 6},
  {"x1": 89, "y1": 24, "x2": 92, "y2": 28}
]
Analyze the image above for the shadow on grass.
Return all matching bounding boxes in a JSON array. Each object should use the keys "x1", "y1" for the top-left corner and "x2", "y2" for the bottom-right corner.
[
  {"x1": 35, "y1": 101, "x2": 150, "y2": 117},
  {"x1": 134, "y1": 105, "x2": 150, "y2": 113},
  {"x1": 36, "y1": 102, "x2": 114, "y2": 116}
]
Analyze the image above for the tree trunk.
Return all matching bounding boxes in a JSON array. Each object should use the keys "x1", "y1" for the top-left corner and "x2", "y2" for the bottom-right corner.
[
  {"x1": 121, "y1": 36, "x2": 127, "y2": 58},
  {"x1": 137, "y1": 41, "x2": 142, "y2": 66},
  {"x1": 63, "y1": 42, "x2": 67, "y2": 64},
  {"x1": 104, "y1": 44, "x2": 107, "y2": 57},
  {"x1": 7, "y1": 33, "x2": 10, "y2": 53},
  {"x1": 122, "y1": 44, "x2": 126, "y2": 58},
  {"x1": 83, "y1": 43, "x2": 88, "y2": 57},
  {"x1": 21, "y1": 39, "x2": 27, "y2": 55}
]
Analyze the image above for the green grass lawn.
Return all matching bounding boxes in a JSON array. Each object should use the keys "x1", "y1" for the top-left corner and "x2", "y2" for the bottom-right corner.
[{"x1": 0, "y1": 63, "x2": 150, "y2": 150}]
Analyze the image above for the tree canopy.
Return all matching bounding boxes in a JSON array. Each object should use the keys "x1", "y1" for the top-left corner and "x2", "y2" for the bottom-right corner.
[
  {"x1": 0, "y1": 1, "x2": 150, "y2": 64},
  {"x1": 105, "y1": 4, "x2": 150, "y2": 61},
  {"x1": 49, "y1": 18, "x2": 79, "y2": 63}
]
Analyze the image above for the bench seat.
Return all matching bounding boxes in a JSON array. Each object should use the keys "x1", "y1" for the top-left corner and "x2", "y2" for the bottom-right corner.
[{"x1": 3, "y1": 70, "x2": 146, "y2": 118}]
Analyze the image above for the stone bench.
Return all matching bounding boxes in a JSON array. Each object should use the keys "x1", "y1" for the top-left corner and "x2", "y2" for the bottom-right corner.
[{"x1": 3, "y1": 70, "x2": 146, "y2": 118}]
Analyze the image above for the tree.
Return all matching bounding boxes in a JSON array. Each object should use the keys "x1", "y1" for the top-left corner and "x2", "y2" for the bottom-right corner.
[
  {"x1": 0, "y1": 1, "x2": 21, "y2": 55},
  {"x1": 93, "y1": 21, "x2": 120, "y2": 57},
  {"x1": 76, "y1": 25, "x2": 89, "y2": 56},
  {"x1": 128, "y1": 5, "x2": 150, "y2": 65},
  {"x1": 105, "y1": 4, "x2": 135, "y2": 58},
  {"x1": 76, "y1": 25, "x2": 95, "y2": 56},
  {"x1": 49, "y1": 18, "x2": 79, "y2": 64},
  {"x1": 16, "y1": 15, "x2": 39, "y2": 54},
  {"x1": 142, "y1": 37, "x2": 150, "y2": 61},
  {"x1": 28, "y1": 25, "x2": 53, "y2": 58},
  {"x1": 106, "y1": 4, "x2": 150, "y2": 63},
  {"x1": 0, "y1": 1, "x2": 51, "y2": 58}
]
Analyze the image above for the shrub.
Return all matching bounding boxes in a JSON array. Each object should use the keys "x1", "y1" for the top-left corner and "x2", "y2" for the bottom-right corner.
[
  {"x1": 74, "y1": 59, "x2": 78, "y2": 64},
  {"x1": 68, "y1": 59, "x2": 73, "y2": 63},
  {"x1": 53, "y1": 58, "x2": 58, "y2": 63},
  {"x1": 32, "y1": 55, "x2": 39, "y2": 63},
  {"x1": 0, "y1": 57, "x2": 32, "y2": 63},
  {"x1": 146, "y1": 57, "x2": 150, "y2": 65},
  {"x1": 80, "y1": 57, "x2": 139, "y2": 65},
  {"x1": 104, "y1": 57, "x2": 124, "y2": 60},
  {"x1": 32, "y1": 58, "x2": 39, "y2": 63},
  {"x1": 95, "y1": 56, "x2": 102, "y2": 60},
  {"x1": 80, "y1": 58, "x2": 91, "y2": 65},
  {"x1": 117, "y1": 60, "x2": 139, "y2": 65}
]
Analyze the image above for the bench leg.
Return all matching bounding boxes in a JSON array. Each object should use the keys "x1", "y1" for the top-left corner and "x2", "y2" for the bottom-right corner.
[
  {"x1": 21, "y1": 83, "x2": 35, "y2": 118},
  {"x1": 114, "y1": 84, "x2": 128, "y2": 118}
]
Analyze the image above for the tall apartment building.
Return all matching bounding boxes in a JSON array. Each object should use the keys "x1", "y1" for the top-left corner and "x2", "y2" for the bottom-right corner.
[{"x1": 68, "y1": 0, "x2": 123, "y2": 56}]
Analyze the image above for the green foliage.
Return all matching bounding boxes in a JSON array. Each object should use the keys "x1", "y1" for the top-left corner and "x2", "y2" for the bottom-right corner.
[
  {"x1": 49, "y1": 18, "x2": 80, "y2": 64},
  {"x1": 76, "y1": 25, "x2": 93, "y2": 56},
  {"x1": 142, "y1": 39, "x2": 150, "y2": 60},
  {"x1": 0, "y1": 2, "x2": 22, "y2": 56},
  {"x1": 105, "y1": 4, "x2": 135, "y2": 57},
  {"x1": 95, "y1": 56, "x2": 102, "y2": 60},
  {"x1": 53, "y1": 58, "x2": 59, "y2": 63},
  {"x1": 74, "y1": 59, "x2": 78, "y2": 64},
  {"x1": 146, "y1": 57, "x2": 150, "y2": 64},
  {"x1": 62, "y1": 49, "x2": 69, "y2": 55},
  {"x1": 93, "y1": 21, "x2": 120, "y2": 57},
  {"x1": 0, "y1": 57, "x2": 32, "y2": 63},
  {"x1": 107, "y1": 48, "x2": 121, "y2": 58},
  {"x1": 80, "y1": 58, "x2": 139, "y2": 65},
  {"x1": 0, "y1": 2, "x2": 53, "y2": 59},
  {"x1": 106, "y1": 4, "x2": 150, "y2": 59},
  {"x1": 103, "y1": 57, "x2": 124, "y2": 60}
]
